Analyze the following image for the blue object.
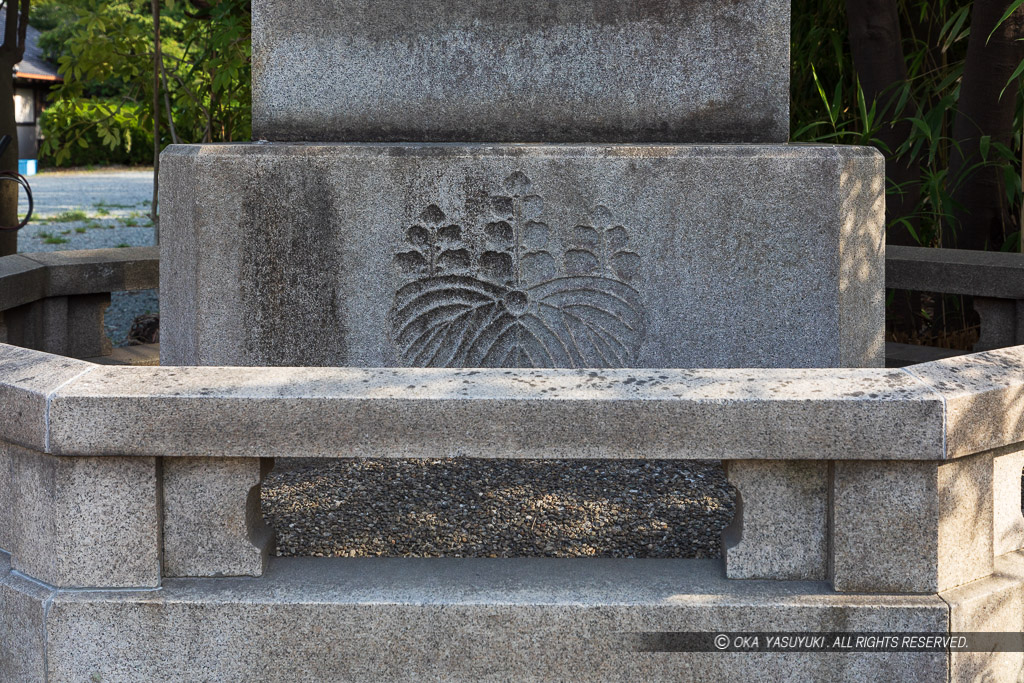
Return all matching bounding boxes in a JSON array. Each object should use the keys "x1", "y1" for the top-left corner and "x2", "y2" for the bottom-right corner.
[{"x1": 18, "y1": 159, "x2": 36, "y2": 176}]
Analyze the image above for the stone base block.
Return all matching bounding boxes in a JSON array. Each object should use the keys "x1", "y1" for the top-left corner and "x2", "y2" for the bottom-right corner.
[
  {"x1": 2, "y1": 444, "x2": 159, "y2": 588},
  {"x1": 161, "y1": 143, "x2": 884, "y2": 369},
  {"x1": 3, "y1": 294, "x2": 112, "y2": 359},
  {"x1": 942, "y1": 551, "x2": 1024, "y2": 682},
  {"x1": 832, "y1": 453, "x2": 994, "y2": 593},
  {"x1": 163, "y1": 457, "x2": 274, "y2": 577},
  {"x1": 2, "y1": 554, "x2": 953, "y2": 682}
]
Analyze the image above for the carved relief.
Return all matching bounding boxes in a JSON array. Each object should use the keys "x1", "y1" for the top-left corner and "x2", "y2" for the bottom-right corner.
[{"x1": 390, "y1": 172, "x2": 646, "y2": 368}]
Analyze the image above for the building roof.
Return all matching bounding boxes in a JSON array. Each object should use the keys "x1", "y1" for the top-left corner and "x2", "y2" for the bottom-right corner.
[{"x1": 0, "y1": 14, "x2": 62, "y2": 82}]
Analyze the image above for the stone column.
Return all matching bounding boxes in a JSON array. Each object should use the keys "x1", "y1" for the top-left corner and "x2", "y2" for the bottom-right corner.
[{"x1": 2, "y1": 293, "x2": 112, "y2": 358}]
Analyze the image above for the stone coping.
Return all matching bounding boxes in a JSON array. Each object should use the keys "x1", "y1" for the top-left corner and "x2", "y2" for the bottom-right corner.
[
  {"x1": 887, "y1": 245, "x2": 1024, "y2": 299},
  {"x1": 0, "y1": 247, "x2": 159, "y2": 312},
  {"x1": 3, "y1": 342, "x2": 1024, "y2": 461}
]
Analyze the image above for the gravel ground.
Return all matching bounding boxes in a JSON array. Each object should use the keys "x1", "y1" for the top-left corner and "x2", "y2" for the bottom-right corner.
[
  {"x1": 263, "y1": 459, "x2": 736, "y2": 558},
  {"x1": 15, "y1": 169, "x2": 158, "y2": 344}
]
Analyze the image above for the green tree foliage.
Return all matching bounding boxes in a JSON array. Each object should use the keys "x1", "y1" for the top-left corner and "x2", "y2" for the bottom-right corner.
[
  {"x1": 791, "y1": 0, "x2": 1024, "y2": 252},
  {"x1": 35, "y1": 0, "x2": 250, "y2": 167}
]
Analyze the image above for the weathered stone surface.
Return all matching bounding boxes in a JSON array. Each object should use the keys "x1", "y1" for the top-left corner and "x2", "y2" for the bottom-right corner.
[
  {"x1": 160, "y1": 143, "x2": 884, "y2": 369},
  {"x1": 906, "y1": 345, "x2": 1024, "y2": 458},
  {"x1": 0, "y1": 343, "x2": 94, "y2": 451},
  {"x1": 722, "y1": 460, "x2": 828, "y2": 580},
  {"x1": 0, "y1": 552, "x2": 49, "y2": 683},
  {"x1": 48, "y1": 365, "x2": 944, "y2": 460},
  {"x1": 993, "y1": 444, "x2": 1024, "y2": 556},
  {"x1": 0, "y1": 253, "x2": 44, "y2": 311},
  {"x1": 19, "y1": 246, "x2": 159, "y2": 298},
  {"x1": 832, "y1": 453, "x2": 994, "y2": 593},
  {"x1": 6, "y1": 444, "x2": 159, "y2": 588},
  {"x1": 163, "y1": 457, "x2": 273, "y2": 577},
  {"x1": 942, "y1": 550, "x2": 1024, "y2": 683},
  {"x1": 43, "y1": 557, "x2": 947, "y2": 681},
  {"x1": 252, "y1": 0, "x2": 790, "y2": 143}
]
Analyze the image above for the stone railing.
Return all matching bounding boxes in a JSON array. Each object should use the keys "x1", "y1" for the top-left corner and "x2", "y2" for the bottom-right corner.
[
  {"x1": 0, "y1": 247, "x2": 159, "y2": 362},
  {"x1": 887, "y1": 245, "x2": 1024, "y2": 364},
  {"x1": 1, "y1": 340, "x2": 1023, "y2": 679}
]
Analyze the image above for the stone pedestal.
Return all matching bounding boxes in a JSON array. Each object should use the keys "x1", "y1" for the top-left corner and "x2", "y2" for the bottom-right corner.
[{"x1": 160, "y1": 144, "x2": 884, "y2": 370}]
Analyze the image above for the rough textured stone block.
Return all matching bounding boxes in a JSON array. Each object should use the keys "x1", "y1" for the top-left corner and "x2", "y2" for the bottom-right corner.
[
  {"x1": 48, "y1": 365, "x2": 945, "y2": 460},
  {"x1": 942, "y1": 550, "x2": 1024, "y2": 683},
  {"x1": 43, "y1": 557, "x2": 947, "y2": 681},
  {"x1": 161, "y1": 143, "x2": 884, "y2": 369},
  {"x1": 252, "y1": 0, "x2": 790, "y2": 143},
  {"x1": 906, "y1": 346, "x2": 1024, "y2": 458},
  {"x1": 832, "y1": 453, "x2": 994, "y2": 593},
  {"x1": 0, "y1": 552, "x2": 49, "y2": 683},
  {"x1": 7, "y1": 445, "x2": 159, "y2": 588},
  {"x1": 0, "y1": 343, "x2": 94, "y2": 451},
  {"x1": 993, "y1": 444, "x2": 1024, "y2": 556},
  {"x1": 722, "y1": 460, "x2": 828, "y2": 580},
  {"x1": 163, "y1": 457, "x2": 274, "y2": 577}
]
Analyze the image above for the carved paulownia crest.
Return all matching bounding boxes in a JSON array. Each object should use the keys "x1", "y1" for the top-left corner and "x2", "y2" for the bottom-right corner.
[{"x1": 389, "y1": 172, "x2": 646, "y2": 368}]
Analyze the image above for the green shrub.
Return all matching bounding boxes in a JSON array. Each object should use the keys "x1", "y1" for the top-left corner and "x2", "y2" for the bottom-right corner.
[{"x1": 39, "y1": 99, "x2": 152, "y2": 168}]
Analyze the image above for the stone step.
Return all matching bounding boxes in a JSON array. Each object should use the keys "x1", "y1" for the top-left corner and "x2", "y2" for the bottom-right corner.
[{"x1": 4, "y1": 552, "x2": 957, "y2": 681}]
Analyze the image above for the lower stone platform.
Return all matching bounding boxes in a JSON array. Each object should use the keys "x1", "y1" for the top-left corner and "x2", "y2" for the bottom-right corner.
[{"x1": 5, "y1": 552, "x2": 1022, "y2": 681}]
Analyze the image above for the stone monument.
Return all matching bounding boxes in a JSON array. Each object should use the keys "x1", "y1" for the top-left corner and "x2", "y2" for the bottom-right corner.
[{"x1": 161, "y1": 0, "x2": 885, "y2": 370}]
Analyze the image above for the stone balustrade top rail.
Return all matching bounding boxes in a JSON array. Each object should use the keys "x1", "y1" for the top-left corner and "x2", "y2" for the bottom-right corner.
[
  {"x1": 886, "y1": 245, "x2": 1024, "y2": 299},
  {"x1": 2, "y1": 342, "x2": 1022, "y2": 462},
  {"x1": 0, "y1": 247, "x2": 159, "y2": 313}
]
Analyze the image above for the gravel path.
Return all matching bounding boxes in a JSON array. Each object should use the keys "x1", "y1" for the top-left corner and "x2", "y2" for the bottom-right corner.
[
  {"x1": 263, "y1": 459, "x2": 736, "y2": 558},
  {"x1": 15, "y1": 169, "x2": 158, "y2": 344}
]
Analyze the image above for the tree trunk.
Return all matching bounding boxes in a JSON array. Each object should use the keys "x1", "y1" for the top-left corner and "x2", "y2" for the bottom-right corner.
[
  {"x1": 947, "y1": 0, "x2": 1024, "y2": 250},
  {"x1": 0, "y1": 0, "x2": 28, "y2": 257},
  {"x1": 845, "y1": 0, "x2": 921, "y2": 246}
]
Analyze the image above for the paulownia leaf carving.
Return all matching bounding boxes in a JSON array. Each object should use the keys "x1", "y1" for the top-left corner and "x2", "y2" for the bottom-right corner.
[{"x1": 390, "y1": 173, "x2": 648, "y2": 368}]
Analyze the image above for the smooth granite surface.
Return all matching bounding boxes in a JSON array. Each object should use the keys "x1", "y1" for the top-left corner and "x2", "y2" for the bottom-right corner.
[
  {"x1": 0, "y1": 344, "x2": 94, "y2": 451},
  {"x1": 6, "y1": 444, "x2": 160, "y2": 588},
  {"x1": 163, "y1": 457, "x2": 273, "y2": 577},
  {"x1": 832, "y1": 453, "x2": 994, "y2": 593}
]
